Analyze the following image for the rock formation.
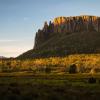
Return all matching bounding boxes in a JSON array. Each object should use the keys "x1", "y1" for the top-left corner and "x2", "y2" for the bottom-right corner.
[
  {"x1": 34, "y1": 15, "x2": 100, "y2": 50},
  {"x1": 53, "y1": 15, "x2": 100, "y2": 33},
  {"x1": 18, "y1": 15, "x2": 100, "y2": 59}
]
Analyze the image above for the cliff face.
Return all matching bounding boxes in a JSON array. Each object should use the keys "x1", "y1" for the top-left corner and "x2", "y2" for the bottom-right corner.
[
  {"x1": 18, "y1": 15, "x2": 100, "y2": 59},
  {"x1": 34, "y1": 15, "x2": 100, "y2": 50},
  {"x1": 53, "y1": 16, "x2": 100, "y2": 33}
]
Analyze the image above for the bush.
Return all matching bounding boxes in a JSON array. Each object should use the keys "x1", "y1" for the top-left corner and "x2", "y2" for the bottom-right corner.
[
  {"x1": 45, "y1": 66, "x2": 51, "y2": 73},
  {"x1": 69, "y1": 64, "x2": 77, "y2": 74},
  {"x1": 88, "y1": 77, "x2": 96, "y2": 84}
]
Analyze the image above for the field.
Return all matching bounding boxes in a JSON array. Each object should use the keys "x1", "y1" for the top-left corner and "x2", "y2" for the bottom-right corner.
[
  {"x1": 0, "y1": 54, "x2": 100, "y2": 100},
  {"x1": 0, "y1": 72, "x2": 100, "y2": 100},
  {"x1": 1, "y1": 54, "x2": 100, "y2": 74}
]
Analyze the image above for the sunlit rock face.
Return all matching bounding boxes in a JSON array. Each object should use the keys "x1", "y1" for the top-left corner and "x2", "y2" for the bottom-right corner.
[
  {"x1": 18, "y1": 15, "x2": 100, "y2": 58},
  {"x1": 53, "y1": 15, "x2": 100, "y2": 33},
  {"x1": 34, "y1": 15, "x2": 100, "y2": 50}
]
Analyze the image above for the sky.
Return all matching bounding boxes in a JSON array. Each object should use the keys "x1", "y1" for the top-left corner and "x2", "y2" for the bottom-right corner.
[{"x1": 0, "y1": 0, "x2": 100, "y2": 57}]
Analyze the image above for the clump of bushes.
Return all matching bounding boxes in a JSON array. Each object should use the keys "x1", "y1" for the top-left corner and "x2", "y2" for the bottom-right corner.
[{"x1": 0, "y1": 54, "x2": 100, "y2": 73}]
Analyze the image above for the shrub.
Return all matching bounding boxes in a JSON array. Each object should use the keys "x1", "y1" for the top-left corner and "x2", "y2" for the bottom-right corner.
[
  {"x1": 69, "y1": 64, "x2": 77, "y2": 74},
  {"x1": 88, "y1": 77, "x2": 96, "y2": 84},
  {"x1": 45, "y1": 65, "x2": 51, "y2": 73}
]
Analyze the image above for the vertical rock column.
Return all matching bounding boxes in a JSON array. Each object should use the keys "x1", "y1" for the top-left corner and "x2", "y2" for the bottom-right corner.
[{"x1": 97, "y1": 18, "x2": 100, "y2": 32}]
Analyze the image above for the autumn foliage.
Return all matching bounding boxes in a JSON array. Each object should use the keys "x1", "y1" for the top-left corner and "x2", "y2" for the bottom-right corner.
[{"x1": 0, "y1": 54, "x2": 100, "y2": 73}]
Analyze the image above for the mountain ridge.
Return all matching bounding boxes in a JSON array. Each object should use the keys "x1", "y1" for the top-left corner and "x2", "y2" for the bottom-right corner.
[{"x1": 18, "y1": 15, "x2": 100, "y2": 59}]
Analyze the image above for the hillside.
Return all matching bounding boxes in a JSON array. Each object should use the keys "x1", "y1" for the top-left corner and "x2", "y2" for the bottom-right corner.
[{"x1": 18, "y1": 15, "x2": 100, "y2": 59}]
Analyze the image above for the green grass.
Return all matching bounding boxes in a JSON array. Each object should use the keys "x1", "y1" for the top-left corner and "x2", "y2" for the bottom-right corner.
[{"x1": 0, "y1": 73, "x2": 100, "y2": 100}]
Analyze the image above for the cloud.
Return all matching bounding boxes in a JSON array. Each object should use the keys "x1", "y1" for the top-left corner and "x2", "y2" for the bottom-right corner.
[
  {"x1": 0, "y1": 38, "x2": 33, "y2": 42},
  {"x1": 24, "y1": 17, "x2": 29, "y2": 21},
  {"x1": 0, "y1": 39, "x2": 17, "y2": 42}
]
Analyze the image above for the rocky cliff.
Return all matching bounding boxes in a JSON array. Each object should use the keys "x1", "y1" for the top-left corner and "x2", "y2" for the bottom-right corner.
[
  {"x1": 34, "y1": 15, "x2": 100, "y2": 50},
  {"x1": 18, "y1": 15, "x2": 100, "y2": 59}
]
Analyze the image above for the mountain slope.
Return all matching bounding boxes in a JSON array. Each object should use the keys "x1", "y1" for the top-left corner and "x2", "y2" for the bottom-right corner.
[{"x1": 18, "y1": 15, "x2": 100, "y2": 59}]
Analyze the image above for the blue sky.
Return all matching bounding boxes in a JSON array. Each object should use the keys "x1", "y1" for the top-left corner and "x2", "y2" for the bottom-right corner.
[{"x1": 0, "y1": 0, "x2": 100, "y2": 57}]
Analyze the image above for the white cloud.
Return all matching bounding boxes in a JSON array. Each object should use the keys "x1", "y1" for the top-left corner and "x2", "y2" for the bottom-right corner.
[
  {"x1": 0, "y1": 39, "x2": 18, "y2": 42},
  {"x1": 24, "y1": 17, "x2": 29, "y2": 21},
  {"x1": 0, "y1": 38, "x2": 32, "y2": 42}
]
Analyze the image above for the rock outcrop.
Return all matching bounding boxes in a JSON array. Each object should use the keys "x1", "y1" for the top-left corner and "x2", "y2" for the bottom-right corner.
[
  {"x1": 53, "y1": 16, "x2": 100, "y2": 33},
  {"x1": 34, "y1": 15, "x2": 100, "y2": 50},
  {"x1": 18, "y1": 15, "x2": 100, "y2": 59}
]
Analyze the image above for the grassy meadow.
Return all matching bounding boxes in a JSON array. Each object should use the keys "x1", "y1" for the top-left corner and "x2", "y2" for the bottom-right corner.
[
  {"x1": 0, "y1": 54, "x2": 100, "y2": 73},
  {"x1": 0, "y1": 54, "x2": 100, "y2": 100},
  {"x1": 0, "y1": 73, "x2": 100, "y2": 100}
]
